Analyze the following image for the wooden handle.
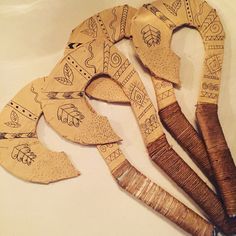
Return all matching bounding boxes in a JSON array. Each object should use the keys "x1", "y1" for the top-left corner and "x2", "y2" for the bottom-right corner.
[
  {"x1": 112, "y1": 159, "x2": 215, "y2": 236},
  {"x1": 147, "y1": 134, "x2": 236, "y2": 234},
  {"x1": 98, "y1": 143, "x2": 215, "y2": 235},
  {"x1": 158, "y1": 102, "x2": 215, "y2": 184},
  {"x1": 196, "y1": 103, "x2": 236, "y2": 218}
]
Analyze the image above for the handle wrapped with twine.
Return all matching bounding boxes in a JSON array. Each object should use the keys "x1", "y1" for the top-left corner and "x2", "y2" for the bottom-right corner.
[
  {"x1": 66, "y1": 3, "x2": 236, "y2": 233},
  {"x1": 196, "y1": 104, "x2": 236, "y2": 217},
  {"x1": 131, "y1": 0, "x2": 236, "y2": 218},
  {"x1": 98, "y1": 144, "x2": 215, "y2": 236}
]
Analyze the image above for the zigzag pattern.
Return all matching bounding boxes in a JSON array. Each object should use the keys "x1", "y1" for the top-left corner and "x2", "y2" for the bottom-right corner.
[
  {"x1": 205, "y1": 35, "x2": 224, "y2": 41},
  {"x1": 200, "y1": 91, "x2": 218, "y2": 100},
  {"x1": 157, "y1": 89, "x2": 174, "y2": 101},
  {"x1": 106, "y1": 149, "x2": 122, "y2": 164}
]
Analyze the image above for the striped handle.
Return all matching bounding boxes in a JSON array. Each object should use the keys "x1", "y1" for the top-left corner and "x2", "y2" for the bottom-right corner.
[
  {"x1": 113, "y1": 160, "x2": 215, "y2": 236},
  {"x1": 98, "y1": 144, "x2": 215, "y2": 235},
  {"x1": 196, "y1": 103, "x2": 236, "y2": 218},
  {"x1": 147, "y1": 134, "x2": 236, "y2": 233},
  {"x1": 159, "y1": 102, "x2": 215, "y2": 183}
]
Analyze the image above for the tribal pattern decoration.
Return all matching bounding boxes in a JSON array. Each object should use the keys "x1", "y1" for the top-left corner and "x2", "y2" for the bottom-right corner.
[{"x1": 0, "y1": 1, "x2": 235, "y2": 236}]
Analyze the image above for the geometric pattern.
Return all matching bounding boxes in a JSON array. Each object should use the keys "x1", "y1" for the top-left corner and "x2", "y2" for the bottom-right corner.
[
  {"x1": 200, "y1": 91, "x2": 218, "y2": 100},
  {"x1": 157, "y1": 89, "x2": 174, "y2": 101},
  {"x1": 206, "y1": 55, "x2": 222, "y2": 74},
  {"x1": 141, "y1": 114, "x2": 160, "y2": 136},
  {"x1": 106, "y1": 149, "x2": 122, "y2": 164}
]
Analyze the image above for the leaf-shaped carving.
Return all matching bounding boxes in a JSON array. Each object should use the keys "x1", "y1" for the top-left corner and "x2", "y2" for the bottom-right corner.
[
  {"x1": 5, "y1": 110, "x2": 21, "y2": 128},
  {"x1": 64, "y1": 63, "x2": 73, "y2": 81},
  {"x1": 141, "y1": 24, "x2": 161, "y2": 47},
  {"x1": 57, "y1": 104, "x2": 85, "y2": 127},
  {"x1": 55, "y1": 63, "x2": 74, "y2": 86},
  {"x1": 163, "y1": 0, "x2": 182, "y2": 16},
  {"x1": 81, "y1": 17, "x2": 98, "y2": 38},
  {"x1": 11, "y1": 144, "x2": 37, "y2": 166},
  {"x1": 11, "y1": 110, "x2": 19, "y2": 123}
]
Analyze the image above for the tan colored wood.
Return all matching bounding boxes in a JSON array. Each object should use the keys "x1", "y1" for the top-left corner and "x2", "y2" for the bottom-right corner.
[
  {"x1": 34, "y1": 75, "x2": 121, "y2": 145},
  {"x1": 0, "y1": 70, "x2": 213, "y2": 234},
  {"x1": 44, "y1": 38, "x2": 164, "y2": 144},
  {"x1": 42, "y1": 7, "x2": 236, "y2": 233},
  {"x1": 65, "y1": 5, "x2": 137, "y2": 53},
  {"x1": 66, "y1": 5, "x2": 137, "y2": 104}
]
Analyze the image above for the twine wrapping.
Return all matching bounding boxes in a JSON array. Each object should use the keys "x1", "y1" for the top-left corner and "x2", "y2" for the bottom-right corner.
[
  {"x1": 147, "y1": 134, "x2": 236, "y2": 234},
  {"x1": 196, "y1": 103, "x2": 236, "y2": 218},
  {"x1": 112, "y1": 159, "x2": 215, "y2": 236},
  {"x1": 159, "y1": 101, "x2": 215, "y2": 182}
]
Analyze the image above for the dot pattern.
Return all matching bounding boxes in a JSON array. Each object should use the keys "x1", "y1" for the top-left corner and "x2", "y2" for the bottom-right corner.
[
  {"x1": 66, "y1": 56, "x2": 92, "y2": 81},
  {"x1": 8, "y1": 101, "x2": 38, "y2": 121},
  {"x1": 96, "y1": 14, "x2": 111, "y2": 40},
  {"x1": 184, "y1": 0, "x2": 194, "y2": 24}
]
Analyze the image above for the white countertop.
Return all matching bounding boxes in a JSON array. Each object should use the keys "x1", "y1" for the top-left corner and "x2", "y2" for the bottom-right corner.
[{"x1": 0, "y1": 0, "x2": 235, "y2": 235}]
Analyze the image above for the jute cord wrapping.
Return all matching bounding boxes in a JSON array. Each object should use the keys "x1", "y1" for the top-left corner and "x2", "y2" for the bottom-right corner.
[
  {"x1": 0, "y1": 71, "x2": 216, "y2": 236},
  {"x1": 111, "y1": 159, "x2": 215, "y2": 236},
  {"x1": 65, "y1": 2, "x2": 236, "y2": 226},
  {"x1": 1, "y1": 2, "x2": 235, "y2": 235},
  {"x1": 196, "y1": 104, "x2": 236, "y2": 218},
  {"x1": 131, "y1": 0, "x2": 236, "y2": 219},
  {"x1": 147, "y1": 134, "x2": 236, "y2": 234},
  {"x1": 159, "y1": 102, "x2": 215, "y2": 183}
]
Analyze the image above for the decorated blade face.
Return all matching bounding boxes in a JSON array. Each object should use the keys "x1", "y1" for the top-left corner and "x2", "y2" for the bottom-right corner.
[
  {"x1": 65, "y1": 5, "x2": 137, "y2": 104},
  {"x1": 0, "y1": 77, "x2": 80, "y2": 184},
  {"x1": 42, "y1": 36, "x2": 163, "y2": 146},
  {"x1": 34, "y1": 73, "x2": 122, "y2": 145},
  {"x1": 131, "y1": 0, "x2": 225, "y2": 95},
  {"x1": 131, "y1": 3, "x2": 181, "y2": 85},
  {"x1": 66, "y1": 5, "x2": 137, "y2": 53}
]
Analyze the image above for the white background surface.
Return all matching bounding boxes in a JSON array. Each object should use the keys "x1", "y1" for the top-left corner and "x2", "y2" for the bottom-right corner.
[{"x1": 0, "y1": 0, "x2": 235, "y2": 235}]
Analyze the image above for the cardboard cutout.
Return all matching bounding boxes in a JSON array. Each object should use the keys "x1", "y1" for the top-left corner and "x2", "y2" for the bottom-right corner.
[
  {"x1": 0, "y1": 2, "x2": 235, "y2": 235},
  {"x1": 132, "y1": 0, "x2": 236, "y2": 218},
  {"x1": 0, "y1": 5, "x2": 216, "y2": 235},
  {"x1": 0, "y1": 77, "x2": 79, "y2": 183},
  {"x1": 66, "y1": 3, "x2": 235, "y2": 233},
  {"x1": 69, "y1": 3, "x2": 215, "y2": 184}
]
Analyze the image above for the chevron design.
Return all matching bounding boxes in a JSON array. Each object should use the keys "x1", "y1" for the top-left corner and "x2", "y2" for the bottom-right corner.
[
  {"x1": 200, "y1": 91, "x2": 218, "y2": 100},
  {"x1": 157, "y1": 89, "x2": 174, "y2": 101},
  {"x1": 163, "y1": 0, "x2": 182, "y2": 16},
  {"x1": 106, "y1": 149, "x2": 122, "y2": 164},
  {"x1": 205, "y1": 35, "x2": 224, "y2": 41}
]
